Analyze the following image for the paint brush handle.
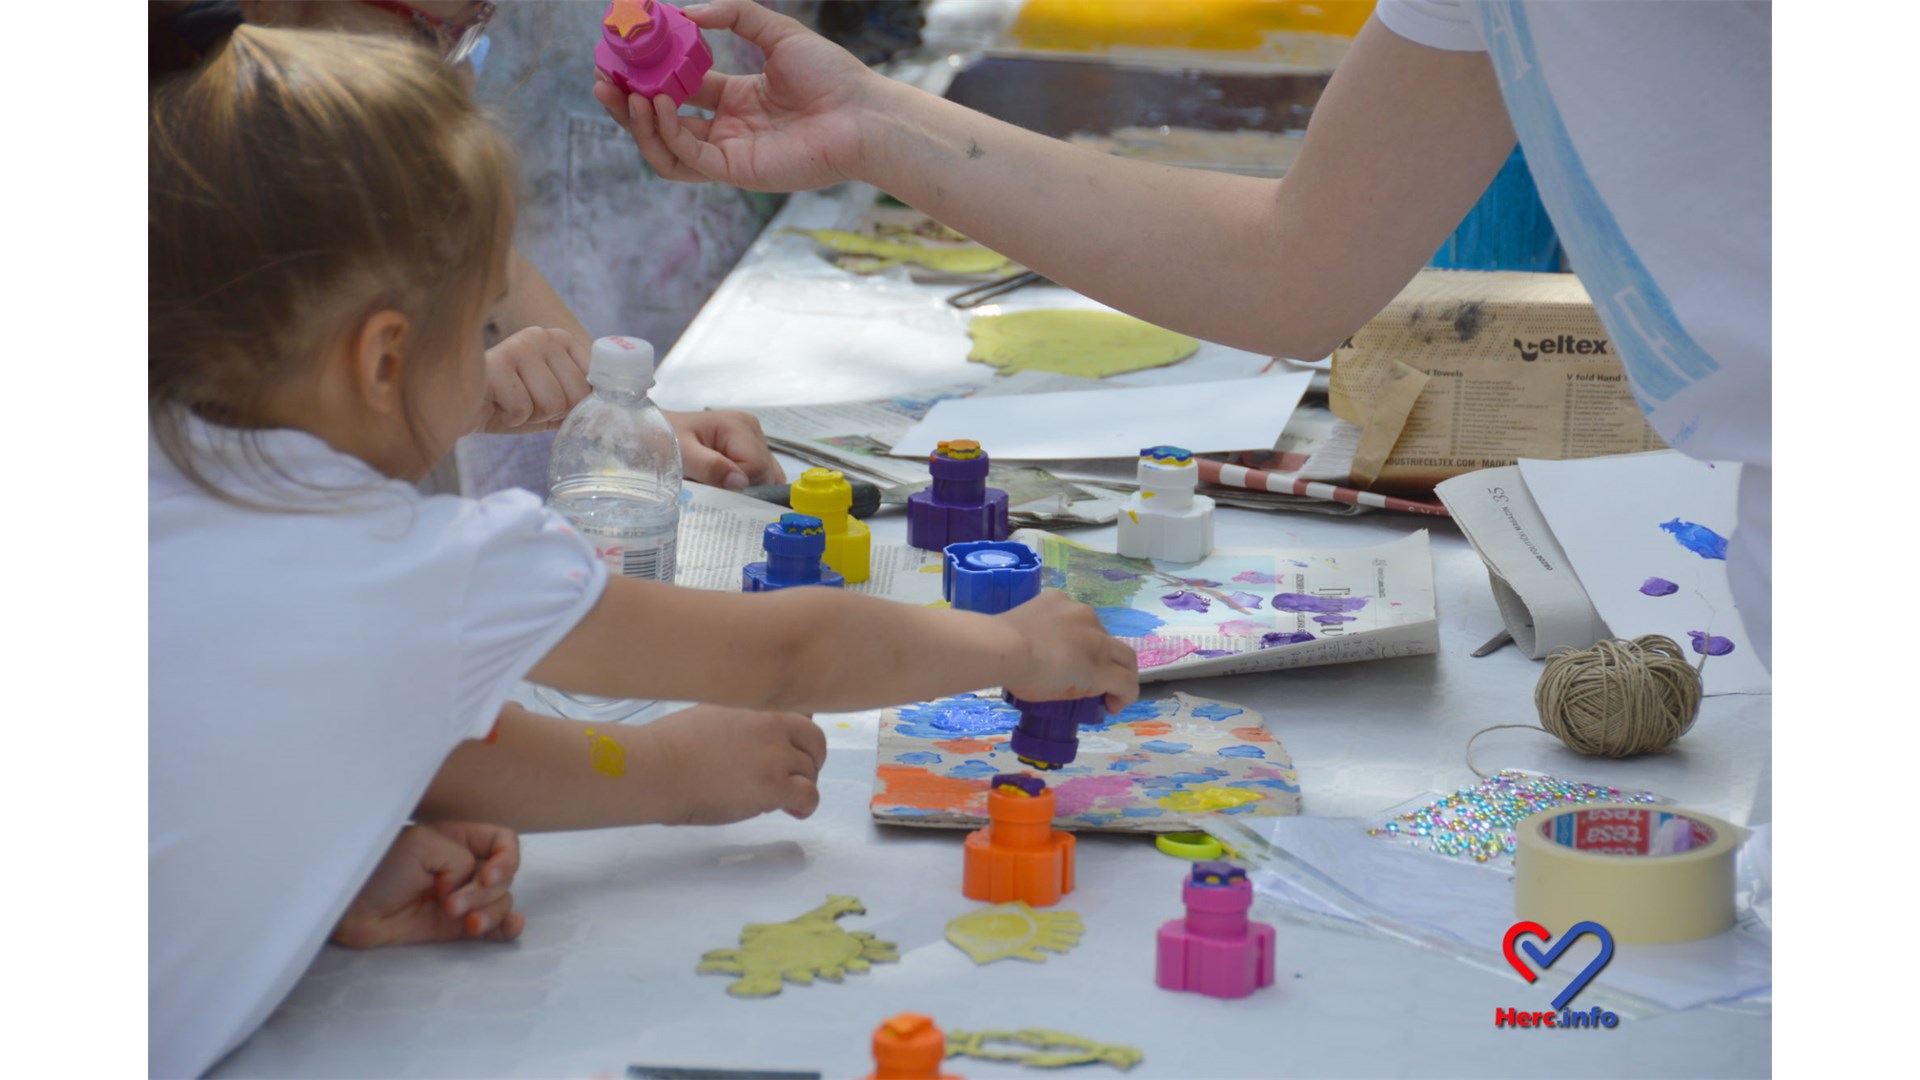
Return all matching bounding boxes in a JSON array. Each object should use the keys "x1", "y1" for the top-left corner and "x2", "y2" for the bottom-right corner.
[{"x1": 743, "y1": 480, "x2": 883, "y2": 518}]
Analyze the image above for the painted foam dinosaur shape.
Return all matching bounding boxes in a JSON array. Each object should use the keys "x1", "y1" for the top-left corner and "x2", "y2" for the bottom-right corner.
[{"x1": 696, "y1": 894, "x2": 899, "y2": 997}]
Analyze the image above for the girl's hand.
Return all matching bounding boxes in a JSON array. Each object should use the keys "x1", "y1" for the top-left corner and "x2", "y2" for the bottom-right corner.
[
  {"x1": 477, "y1": 327, "x2": 592, "y2": 435},
  {"x1": 646, "y1": 704, "x2": 828, "y2": 824},
  {"x1": 592, "y1": 0, "x2": 880, "y2": 192},
  {"x1": 665, "y1": 408, "x2": 785, "y2": 491},
  {"x1": 999, "y1": 592, "x2": 1141, "y2": 713},
  {"x1": 331, "y1": 822, "x2": 525, "y2": 948}
]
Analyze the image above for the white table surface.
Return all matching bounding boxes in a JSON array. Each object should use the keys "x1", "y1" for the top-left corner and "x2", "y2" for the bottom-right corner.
[{"x1": 213, "y1": 28, "x2": 1770, "y2": 1075}]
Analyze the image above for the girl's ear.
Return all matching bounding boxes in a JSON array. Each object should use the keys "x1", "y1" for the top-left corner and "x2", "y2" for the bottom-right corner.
[{"x1": 351, "y1": 310, "x2": 411, "y2": 417}]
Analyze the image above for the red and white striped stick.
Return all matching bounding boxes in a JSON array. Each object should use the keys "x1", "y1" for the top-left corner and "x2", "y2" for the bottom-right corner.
[{"x1": 1197, "y1": 457, "x2": 1450, "y2": 517}]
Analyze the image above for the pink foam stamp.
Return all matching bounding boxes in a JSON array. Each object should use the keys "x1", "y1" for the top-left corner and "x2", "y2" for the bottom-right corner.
[{"x1": 1155, "y1": 861, "x2": 1275, "y2": 999}]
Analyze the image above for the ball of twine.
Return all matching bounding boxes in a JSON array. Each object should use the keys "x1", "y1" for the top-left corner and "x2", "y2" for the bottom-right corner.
[{"x1": 1533, "y1": 634, "x2": 1702, "y2": 757}]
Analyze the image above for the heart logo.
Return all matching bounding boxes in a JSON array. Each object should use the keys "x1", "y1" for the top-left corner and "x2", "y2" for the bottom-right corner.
[{"x1": 1503, "y1": 920, "x2": 1615, "y2": 1011}]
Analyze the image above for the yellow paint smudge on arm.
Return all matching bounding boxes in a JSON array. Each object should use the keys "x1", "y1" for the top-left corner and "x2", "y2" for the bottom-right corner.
[{"x1": 584, "y1": 728, "x2": 626, "y2": 778}]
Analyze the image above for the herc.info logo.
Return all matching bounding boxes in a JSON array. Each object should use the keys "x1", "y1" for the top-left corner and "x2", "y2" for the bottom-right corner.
[{"x1": 1496, "y1": 920, "x2": 1620, "y2": 1030}]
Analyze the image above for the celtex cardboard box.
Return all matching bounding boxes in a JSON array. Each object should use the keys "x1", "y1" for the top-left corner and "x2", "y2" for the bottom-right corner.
[{"x1": 1328, "y1": 269, "x2": 1667, "y2": 494}]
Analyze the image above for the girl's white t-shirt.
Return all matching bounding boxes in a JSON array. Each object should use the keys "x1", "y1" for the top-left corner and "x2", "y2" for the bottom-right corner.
[
  {"x1": 149, "y1": 421, "x2": 607, "y2": 1078},
  {"x1": 1377, "y1": 0, "x2": 1772, "y2": 665}
]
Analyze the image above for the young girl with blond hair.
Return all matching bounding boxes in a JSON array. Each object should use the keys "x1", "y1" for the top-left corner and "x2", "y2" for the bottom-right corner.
[{"x1": 149, "y1": 27, "x2": 1136, "y2": 1076}]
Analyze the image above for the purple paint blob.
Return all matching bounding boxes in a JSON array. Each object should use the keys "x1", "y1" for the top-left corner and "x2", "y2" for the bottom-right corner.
[
  {"x1": 1161, "y1": 590, "x2": 1211, "y2": 613},
  {"x1": 1660, "y1": 519, "x2": 1729, "y2": 560},
  {"x1": 1639, "y1": 576, "x2": 1680, "y2": 597},
  {"x1": 1272, "y1": 593, "x2": 1369, "y2": 615},
  {"x1": 1260, "y1": 631, "x2": 1317, "y2": 648},
  {"x1": 1232, "y1": 570, "x2": 1285, "y2": 585},
  {"x1": 1095, "y1": 568, "x2": 1142, "y2": 581},
  {"x1": 1227, "y1": 591, "x2": 1264, "y2": 609},
  {"x1": 1312, "y1": 614, "x2": 1357, "y2": 625},
  {"x1": 991, "y1": 773, "x2": 1046, "y2": 798},
  {"x1": 1193, "y1": 649, "x2": 1235, "y2": 658},
  {"x1": 1688, "y1": 630, "x2": 1736, "y2": 656}
]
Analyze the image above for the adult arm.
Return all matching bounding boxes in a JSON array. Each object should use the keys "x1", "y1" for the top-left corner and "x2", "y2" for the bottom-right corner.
[{"x1": 602, "y1": 5, "x2": 1516, "y2": 359}]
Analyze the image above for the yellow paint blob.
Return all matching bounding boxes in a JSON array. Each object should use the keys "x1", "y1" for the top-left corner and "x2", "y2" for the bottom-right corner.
[
  {"x1": 792, "y1": 229, "x2": 1013, "y2": 276},
  {"x1": 586, "y1": 731, "x2": 626, "y2": 778},
  {"x1": 967, "y1": 309, "x2": 1199, "y2": 378},
  {"x1": 1157, "y1": 785, "x2": 1266, "y2": 813}
]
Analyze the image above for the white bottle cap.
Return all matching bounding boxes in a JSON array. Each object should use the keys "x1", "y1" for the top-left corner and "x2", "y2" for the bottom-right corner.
[{"x1": 589, "y1": 335, "x2": 656, "y2": 392}]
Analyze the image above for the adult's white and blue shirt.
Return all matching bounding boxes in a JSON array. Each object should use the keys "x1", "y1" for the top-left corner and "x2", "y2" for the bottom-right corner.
[{"x1": 1378, "y1": 0, "x2": 1771, "y2": 665}]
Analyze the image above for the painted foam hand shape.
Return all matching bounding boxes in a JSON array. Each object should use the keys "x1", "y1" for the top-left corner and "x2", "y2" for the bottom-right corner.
[
  {"x1": 696, "y1": 895, "x2": 899, "y2": 997},
  {"x1": 945, "y1": 902, "x2": 1085, "y2": 964}
]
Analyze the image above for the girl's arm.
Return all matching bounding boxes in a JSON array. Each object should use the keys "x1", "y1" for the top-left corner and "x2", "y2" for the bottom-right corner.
[
  {"x1": 526, "y1": 578, "x2": 1138, "y2": 715},
  {"x1": 601, "y1": 6, "x2": 1517, "y2": 360},
  {"x1": 416, "y1": 703, "x2": 827, "y2": 832}
]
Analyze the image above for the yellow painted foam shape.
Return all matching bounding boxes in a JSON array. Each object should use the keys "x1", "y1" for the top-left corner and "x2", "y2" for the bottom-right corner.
[
  {"x1": 792, "y1": 229, "x2": 1013, "y2": 276},
  {"x1": 945, "y1": 902, "x2": 1084, "y2": 964},
  {"x1": 947, "y1": 1028, "x2": 1144, "y2": 1070},
  {"x1": 968, "y1": 309, "x2": 1199, "y2": 378},
  {"x1": 697, "y1": 895, "x2": 899, "y2": 997}
]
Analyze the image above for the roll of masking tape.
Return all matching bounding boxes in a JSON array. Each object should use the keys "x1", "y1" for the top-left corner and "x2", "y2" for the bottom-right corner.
[{"x1": 1513, "y1": 803, "x2": 1745, "y2": 945}]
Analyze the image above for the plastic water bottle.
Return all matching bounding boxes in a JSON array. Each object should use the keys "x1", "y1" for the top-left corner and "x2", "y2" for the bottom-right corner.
[
  {"x1": 538, "y1": 334, "x2": 682, "y2": 722},
  {"x1": 548, "y1": 335, "x2": 683, "y2": 582}
]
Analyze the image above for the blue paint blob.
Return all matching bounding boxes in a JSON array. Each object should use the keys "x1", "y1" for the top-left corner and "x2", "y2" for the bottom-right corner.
[
  {"x1": 1115, "y1": 699, "x2": 1175, "y2": 723},
  {"x1": 1042, "y1": 566, "x2": 1068, "y2": 589},
  {"x1": 1660, "y1": 519, "x2": 1728, "y2": 560},
  {"x1": 1687, "y1": 630, "x2": 1736, "y2": 657},
  {"x1": 1121, "y1": 806, "x2": 1168, "y2": 817},
  {"x1": 1260, "y1": 631, "x2": 1317, "y2": 648},
  {"x1": 1227, "y1": 591, "x2": 1265, "y2": 609},
  {"x1": 1312, "y1": 614, "x2": 1357, "y2": 625},
  {"x1": 896, "y1": 751, "x2": 942, "y2": 766},
  {"x1": 1232, "y1": 777, "x2": 1301, "y2": 793},
  {"x1": 1192, "y1": 649, "x2": 1235, "y2": 658},
  {"x1": 1192, "y1": 703, "x2": 1246, "y2": 722},
  {"x1": 1217, "y1": 745, "x2": 1266, "y2": 759},
  {"x1": 883, "y1": 806, "x2": 940, "y2": 817},
  {"x1": 1272, "y1": 593, "x2": 1369, "y2": 614},
  {"x1": 1139, "y1": 768, "x2": 1230, "y2": 791},
  {"x1": 948, "y1": 759, "x2": 1003, "y2": 779},
  {"x1": 1097, "y1": 606, "x2": 1166, "y2": 637},
  {"x1": 1639, "y1": 576, "x2": 1680, "y2": 596},
  {"x1": 893, "y1": 694, "x2": 1020, "y2": 740},
  {"x1": 1140, "y1": 740, "x2": 1194, "y2": 754}
]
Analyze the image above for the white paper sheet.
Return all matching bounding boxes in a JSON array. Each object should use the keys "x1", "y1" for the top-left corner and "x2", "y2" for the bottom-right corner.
[
  {"x1": 887, "y1": 372, "x2": 1313, "y2": 460},
  {"x1": 1435, "y1": 466, "x2": 1609, "y2": 658},
  {"x1": 1516, "y1": 453, "x2": 1768, "y2": 695}
]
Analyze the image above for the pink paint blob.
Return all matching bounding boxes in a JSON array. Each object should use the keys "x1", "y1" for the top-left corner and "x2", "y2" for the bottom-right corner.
[
  {"x1": 1051, "y1": 773, "x2": 1138, "y2": 817},
  {"x1": 1217, "y1": 619, "x2": 1265, "y2": 636},
  {"x1": 1135, "y1": 635, "x2": 1201, "y2": 668}
]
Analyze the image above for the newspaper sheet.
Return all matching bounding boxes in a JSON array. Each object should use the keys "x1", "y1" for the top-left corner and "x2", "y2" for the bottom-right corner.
[
  {"x1": 1329, "y1": 270, "x2": 1668, "y2": 492},
  {"x1": 675, "y1": 482, "x2": 947, "y2": 605}
]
